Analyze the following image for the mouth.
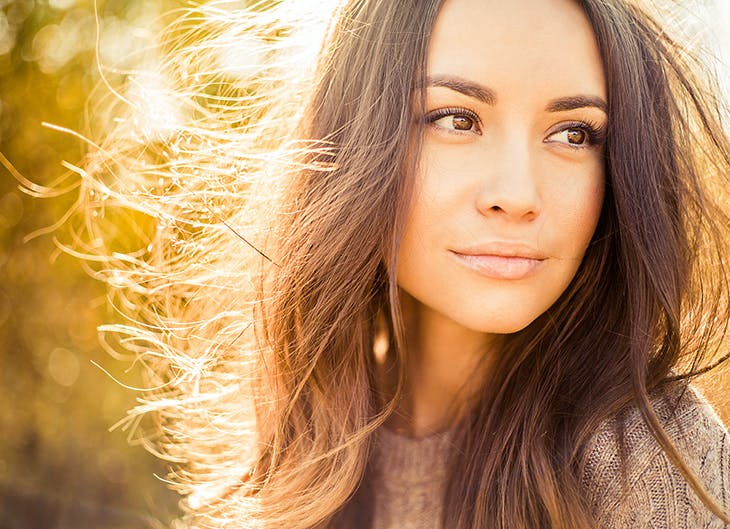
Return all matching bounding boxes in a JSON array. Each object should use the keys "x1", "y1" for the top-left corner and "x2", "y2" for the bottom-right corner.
[{"x1": 449, "y1": 242, "x2": 547, "y2": 280}]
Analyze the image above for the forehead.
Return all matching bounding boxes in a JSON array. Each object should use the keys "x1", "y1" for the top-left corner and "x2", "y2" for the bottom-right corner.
[{"x1": 427, "y1": 0, "x2": 606, "y2": 102}]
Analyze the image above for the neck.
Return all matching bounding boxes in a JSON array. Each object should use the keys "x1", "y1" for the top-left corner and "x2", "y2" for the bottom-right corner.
[{"x1": 384, "y1": 292, "x2": 495, "y2": 437}]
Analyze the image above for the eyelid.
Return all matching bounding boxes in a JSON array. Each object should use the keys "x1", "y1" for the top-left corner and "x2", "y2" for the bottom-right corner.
[
  {"x1": 544, "y1": 120, "x2": 607, "y2": 149},
  {"x1": 425, "y1": 106, "x2": 482, "y2": 134}
]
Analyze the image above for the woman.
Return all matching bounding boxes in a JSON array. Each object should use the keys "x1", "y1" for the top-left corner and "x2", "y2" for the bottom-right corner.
[{"x1": 70, "y1": 0, "x2": 730, "y2": 527}]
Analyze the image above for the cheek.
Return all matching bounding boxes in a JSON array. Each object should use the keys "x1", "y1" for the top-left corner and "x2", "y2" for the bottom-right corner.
[
  {"x1": 553, "y1": 168, "x2": 605, "y2": 256},
  {"x1": 396, "y1": 159, "x2": 462, "y2": 258}
]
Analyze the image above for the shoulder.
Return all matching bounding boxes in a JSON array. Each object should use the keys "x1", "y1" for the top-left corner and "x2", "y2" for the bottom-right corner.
[{"x1": 582, "y1": 383, "x2": 730, "y2": 528}]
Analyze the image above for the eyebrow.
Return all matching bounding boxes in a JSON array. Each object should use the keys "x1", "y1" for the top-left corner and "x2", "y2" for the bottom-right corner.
[
  {"x1": 546, "y1": 95, "x2": 607, "y2": 114},
  {"x1": 426, "y1": 74, "x2": 497, "y2": 105},
  {"x1": 425, "y1": 74, "x2": 607, "y2": 114}
]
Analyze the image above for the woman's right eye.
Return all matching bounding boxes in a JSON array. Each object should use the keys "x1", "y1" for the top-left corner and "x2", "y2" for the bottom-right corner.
[{"x1": 426, "y1": 108, "x2": 482, "y2": 134}]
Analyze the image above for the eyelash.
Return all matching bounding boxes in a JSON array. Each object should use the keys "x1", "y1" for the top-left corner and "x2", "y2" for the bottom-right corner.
[
  {"x1": 424, "y1": 108, "x2": 607, "y2": 149},
  {"x1": 425, "y1": 107, "x2": 482, "y2": 134},
  {"x1": 549, "y1": 119, "x2": 607, "y2": 150}
]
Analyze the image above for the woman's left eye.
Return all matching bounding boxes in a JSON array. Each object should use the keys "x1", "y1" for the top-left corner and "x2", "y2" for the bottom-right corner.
[
  {"x1": 426, "y1": 107, "x2": 482, "y2": 134},
  {"x1": 546, "y1": 122, "x2": 605, "y2": 148}
]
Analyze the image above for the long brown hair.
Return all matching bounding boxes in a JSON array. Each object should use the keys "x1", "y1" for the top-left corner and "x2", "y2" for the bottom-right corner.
[
  {"x1": 258, "y1": 0, "x2": 730, "y2": 527},
  {"x1": 48, "y1": 0, "x2": 730, "y2": 527}
]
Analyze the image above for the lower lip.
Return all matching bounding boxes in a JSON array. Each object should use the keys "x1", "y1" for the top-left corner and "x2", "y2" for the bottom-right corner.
[{"x1": 451, "y1": 252, "x2": 544, "y2": 280}]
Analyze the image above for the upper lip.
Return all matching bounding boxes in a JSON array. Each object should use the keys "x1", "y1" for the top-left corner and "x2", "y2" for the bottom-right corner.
[{"x1": 451, "y1": 241, "x2": 547, "y2": 260}]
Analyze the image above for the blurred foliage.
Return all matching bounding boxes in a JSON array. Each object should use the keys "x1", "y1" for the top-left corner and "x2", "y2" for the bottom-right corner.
[{"x1": 0, "y1": 0, "x2": 179, "y2": 527}]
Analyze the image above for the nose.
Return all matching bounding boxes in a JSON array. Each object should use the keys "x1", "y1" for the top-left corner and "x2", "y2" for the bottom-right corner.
[{"x1": 474, "y1": 132, "x2": 541, "y2": 222}]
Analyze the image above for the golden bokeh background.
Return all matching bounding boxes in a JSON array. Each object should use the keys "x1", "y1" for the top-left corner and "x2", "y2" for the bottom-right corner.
[
  {"x1": 0, "y1": 1, "x2": 727, "y2": 528},
  {"x1": 0, "y1": 1, "x2": 180, "y2": 527}
]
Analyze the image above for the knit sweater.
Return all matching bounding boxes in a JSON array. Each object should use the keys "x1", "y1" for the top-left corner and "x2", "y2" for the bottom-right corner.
[{"x1": 371, "y1": 385, "x2": 730, "y2": 528}]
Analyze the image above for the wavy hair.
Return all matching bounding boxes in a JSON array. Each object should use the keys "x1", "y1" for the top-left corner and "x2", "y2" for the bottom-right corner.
[{"x1": 48, "y1": 0, "x2": 730, "y2": 527}]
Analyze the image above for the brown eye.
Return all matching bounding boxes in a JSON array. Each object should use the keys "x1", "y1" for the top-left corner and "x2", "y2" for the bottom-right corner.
[
  {"x1": 452, "y1": 115, "x2": 474, "y2": 131},
  {"x1": 566, "y1": 128, "x2": 588, "y2": 145},
  {"x1": 545, "y1": 123, "x2": 602, "y2": 148},
  {"x1": 428, "y1": 108, "x2": 481, "y2": 134}
]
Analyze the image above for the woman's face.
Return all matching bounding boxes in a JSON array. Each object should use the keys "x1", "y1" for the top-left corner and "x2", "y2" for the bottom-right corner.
[{"x1": 397, "y1": 0, "x2": 607, "y2": 335}]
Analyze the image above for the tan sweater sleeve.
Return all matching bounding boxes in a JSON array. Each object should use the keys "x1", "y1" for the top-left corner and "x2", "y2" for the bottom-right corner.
[{"x1": 583, "y1": 385, "x2": 730, "y2": 529}]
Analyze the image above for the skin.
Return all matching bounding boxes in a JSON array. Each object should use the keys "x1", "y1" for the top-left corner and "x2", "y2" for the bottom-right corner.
[{"x1": 392, "y1": 0, "x2": 607, "y2": 436}]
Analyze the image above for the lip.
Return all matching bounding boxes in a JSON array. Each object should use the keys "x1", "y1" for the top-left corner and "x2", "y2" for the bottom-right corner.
[{"x1": 450, "y1": 241, "x2": 547, "y2": 280}]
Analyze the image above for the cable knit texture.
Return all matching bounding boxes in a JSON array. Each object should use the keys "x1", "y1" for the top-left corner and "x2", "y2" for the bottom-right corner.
[{"x1": 370, "y1": 385, "x2": 729, "y2": 529}]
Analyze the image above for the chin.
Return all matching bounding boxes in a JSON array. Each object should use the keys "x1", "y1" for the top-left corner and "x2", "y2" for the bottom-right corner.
[
  {"x1": 460, "y1": 284, "x2": 565, "y2": 333},
  {"x1": 463, "y1": 313, "x2": 539, "y2": 335}
]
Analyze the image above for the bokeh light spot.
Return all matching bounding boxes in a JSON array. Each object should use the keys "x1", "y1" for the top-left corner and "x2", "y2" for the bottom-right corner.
[
  {"x1": 0, "y1": 11, "x2": 16, "y2": 56},
  {"x1": 0, "y1": 191, "x2": 24, "y2": 227},
  {"x1": 47, "y1": 347, "x2": 80, "y2": 387},
  {"x1": 49, "y1": 0, "x2": 77, "y2": 10}
]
